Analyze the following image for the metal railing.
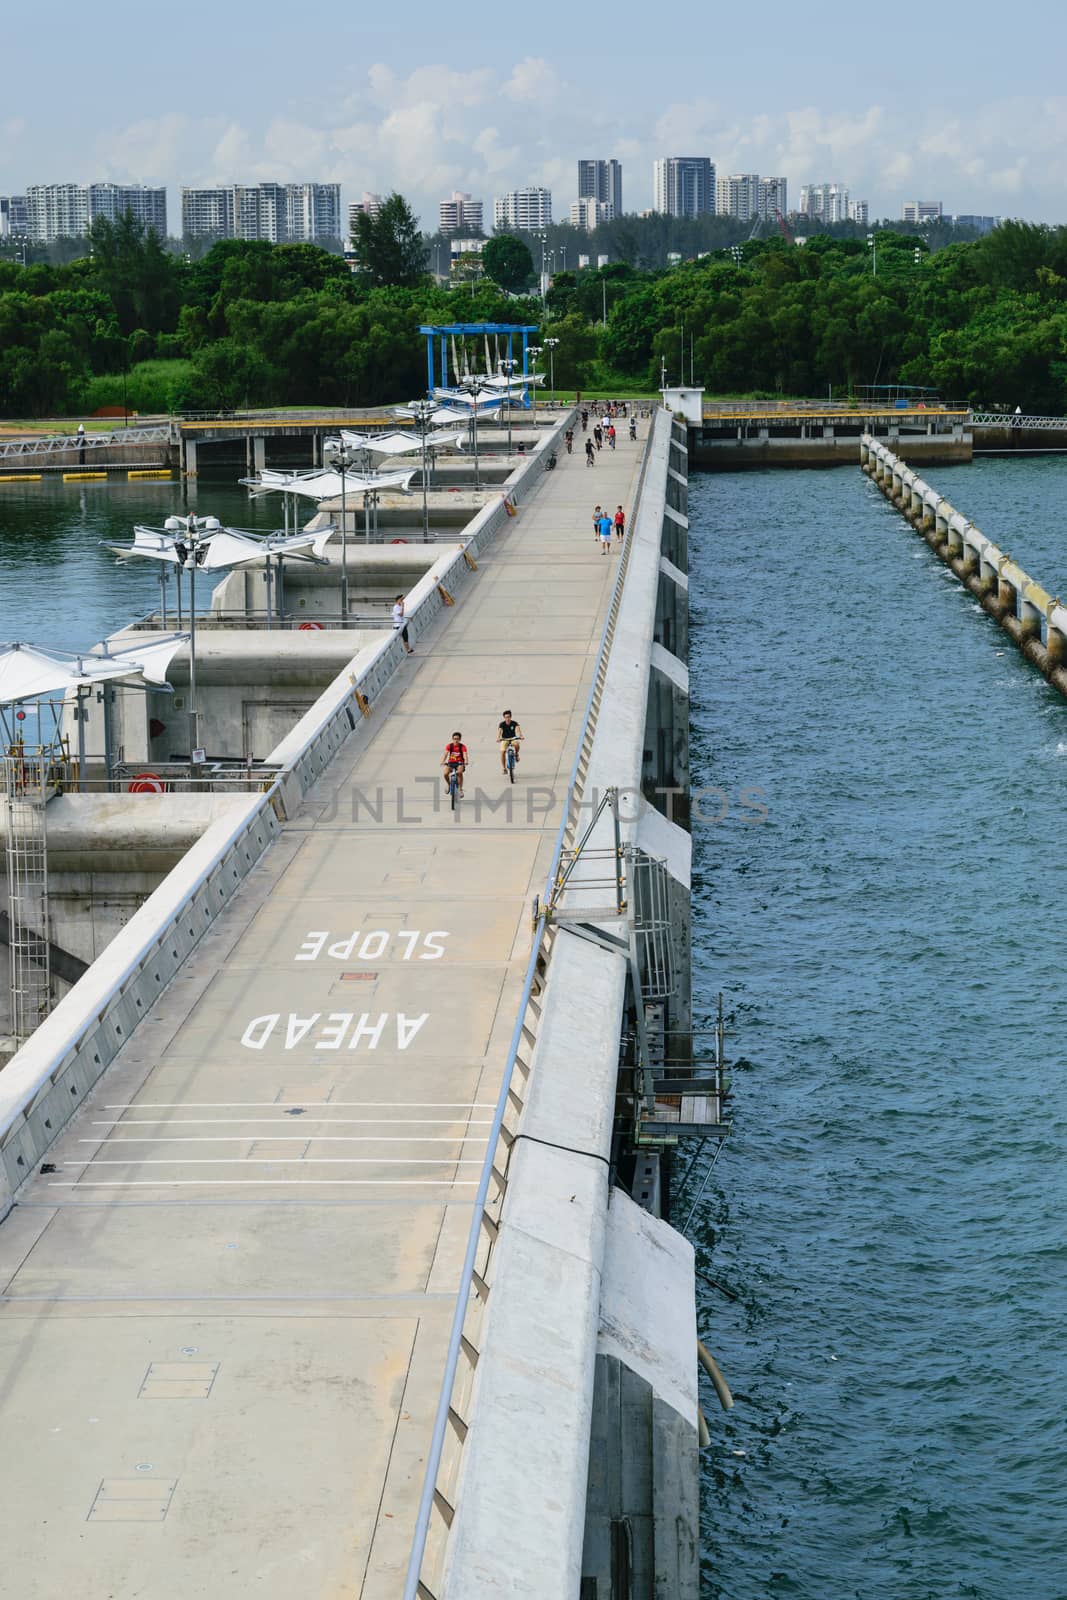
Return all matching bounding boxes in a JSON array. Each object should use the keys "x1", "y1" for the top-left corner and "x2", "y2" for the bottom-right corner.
[
  {"x1": 971, "y1": 412, "x2": 1067, "y2": 429},
  {"x1": 402, "y1": 411, "x2": 661, "y2": 1600},
  {"x1": 0, "y1": 424, "x2": 175, "y2": 462}
]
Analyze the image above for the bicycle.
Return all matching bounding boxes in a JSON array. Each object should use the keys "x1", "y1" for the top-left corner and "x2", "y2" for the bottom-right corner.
[
  {"x1": 447, "y1": 766, "x2": 462, "y2": 810},
  {"x1": 503, "y1": 737, "x2": 521, "y2": 783}
]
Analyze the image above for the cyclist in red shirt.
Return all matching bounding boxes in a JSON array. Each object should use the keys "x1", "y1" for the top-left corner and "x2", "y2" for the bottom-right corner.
[{"x1": 441, "y1": 731, "x2": 468, "y2": 797}]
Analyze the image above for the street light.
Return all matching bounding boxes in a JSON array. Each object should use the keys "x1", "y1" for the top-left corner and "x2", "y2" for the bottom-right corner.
[
  {"x1": 535, "y1": 232, "x2": 547, "y2": 302},
  {"x1": 543, "y1": 337, "x2": 559, "y2": 407},
  {"x1": 407, "y1": 398, "x2": 437, "y2": 541},
  {"x1": 164, "y1": 513, "x2": 219, "y2": 769},
  {"x1": 867, "y1": 231, "x2": 877, "y2": 277},
  {"x1": 457, "y1": 375, "x2": 484, "y2": 490},
  {"x1": 527, "y1": 345, "x2": 542, "y2": 434},
  {"x1": 498, "y1": 358, "x2": 516, "y2": 457},
  {"x1": 324, "y1": 437, "x2": 353, "y2": 620}
]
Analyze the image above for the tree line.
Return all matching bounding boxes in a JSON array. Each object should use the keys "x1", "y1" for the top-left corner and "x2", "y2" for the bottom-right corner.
[{"x1": 3, "y1": 204, "x2": 1067, "y2": 416}]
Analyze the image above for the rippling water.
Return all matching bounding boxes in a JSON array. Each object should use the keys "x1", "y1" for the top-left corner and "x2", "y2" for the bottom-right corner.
[{"x1": 683, "y1": 460, "x2": 1067, "y2": 1599}]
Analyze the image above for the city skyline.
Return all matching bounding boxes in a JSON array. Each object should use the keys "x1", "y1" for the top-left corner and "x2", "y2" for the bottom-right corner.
[{"x1": 2, "y1": 1, "x2": 1064, "y2": 230}]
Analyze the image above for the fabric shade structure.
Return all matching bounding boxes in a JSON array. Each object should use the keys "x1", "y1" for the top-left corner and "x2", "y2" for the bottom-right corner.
[
  {"x1": 431, "y1": 387, "x2": 504, "y2": 409},
  {"x1": 103, "y1": 522, "x2": 335, "y2": 569},
  {"x1": 242, "y1": 466, "x2": 415, "y2": 503},
  {"x1": 339, "y1": 428, "x2": 464, "y2": 457},
  {"x1": 0, "y1": 635, "x2": 188, "y2": 705}
]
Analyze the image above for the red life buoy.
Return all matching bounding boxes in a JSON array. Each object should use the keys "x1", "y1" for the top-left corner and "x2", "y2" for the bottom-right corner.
[
  {"x1": 391, "y1": 538, "x2": 409, "y2": 545},
  {"x1": 128, "y1": 772, "x2": 165, "y2": 794},
  {"x1": 299, "y1": 620, "x2": 325, "y2": 631}
]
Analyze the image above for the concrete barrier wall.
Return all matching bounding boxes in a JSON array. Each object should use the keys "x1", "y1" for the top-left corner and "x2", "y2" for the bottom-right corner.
[
  {"x1": 862, "y1": 434, "x2": 1067, "y2": 693},
  {"x1": 0, "y1": 413, "x2": 574, "y2": 1213},
  {"x1": 437, "y1": 412, "x2": 699, "y2": 1600}
]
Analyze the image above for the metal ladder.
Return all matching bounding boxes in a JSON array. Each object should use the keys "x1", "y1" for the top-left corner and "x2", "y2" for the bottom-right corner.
[{"x1": 4, "y1": 753, "x2": 52, "y2": 1044}]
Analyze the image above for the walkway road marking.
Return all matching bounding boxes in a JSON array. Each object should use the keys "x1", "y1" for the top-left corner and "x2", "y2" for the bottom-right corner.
[
  {"x1": 78, "y1": 1157, "x2": 487, "y2": 1166},
  {"x1": 92, "y1": 1118, "x2": 495, "y2": 1128},
  {"x1": 104, "y1": 1102, "x2": 498, "y2": 1109},
  {"x1": 50, "y1": 1180, "x2": 481, "y2": 1188},
  {"x1": 239, "y1": 1012, "x2": 430, "y2": 1051},
  {"x1": 84, "y1": 1136, "x2": 490, "y2": 1145}
]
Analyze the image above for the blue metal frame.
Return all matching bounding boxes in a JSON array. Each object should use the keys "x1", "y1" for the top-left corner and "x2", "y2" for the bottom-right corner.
[{"x1": 419, "y1": 323, "x2": 540, "y2": 401}]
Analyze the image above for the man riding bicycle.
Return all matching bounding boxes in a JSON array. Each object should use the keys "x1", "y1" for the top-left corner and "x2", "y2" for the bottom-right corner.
[
  {"x1": 498, "y1": 709, "x2": 524, "y2": 774},
  {"x1": 441, "y1": 731, "x2": 468, "y2": 797}
]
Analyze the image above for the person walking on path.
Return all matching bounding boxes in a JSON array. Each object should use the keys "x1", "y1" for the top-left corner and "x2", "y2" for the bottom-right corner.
[
  {"x1": 607, "y1": 424, "x2": 616, "y2": 450},
  {"x1": 593, "y1": 424, "x2": 603, "y2": 450},
  {"x1": 585, "y1": 437, "x2": 596, "y2": 467},
  {"x1": 392, "y1": 594, "x2": 413, "y2": 654},
  {"x1": 592, "y1": 504, "x2": 603, "y2": 541},
  {"x1": 614, "y1": 505, "x2": 626, "y2": 543},
  {"x1": 597, "y1": 511, "x2": 613, "y2": 555}
]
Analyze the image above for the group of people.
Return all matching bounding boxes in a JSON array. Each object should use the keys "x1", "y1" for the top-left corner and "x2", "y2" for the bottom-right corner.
[
  {"x1": 582, "y1": 410, "x2": 638, "y2": 463},
  {"x1": 592, "y1": 503, "x2": 626, "y2": 554},
  {"x1": 440, "y1": 711, "x2": 524, "y2": 797}
]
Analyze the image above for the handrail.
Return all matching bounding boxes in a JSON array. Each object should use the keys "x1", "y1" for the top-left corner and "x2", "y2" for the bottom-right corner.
[{"x1": 401, "y1": 409, "x2": 663, "y2": 1600}]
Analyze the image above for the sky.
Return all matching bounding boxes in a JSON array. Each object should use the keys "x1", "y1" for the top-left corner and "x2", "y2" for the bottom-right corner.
[{"x1": 3, "y1": 0, "x2": 1065, "y2": 230}]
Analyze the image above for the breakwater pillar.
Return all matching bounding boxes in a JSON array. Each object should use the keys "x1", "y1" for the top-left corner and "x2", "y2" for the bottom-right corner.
[{"x1": 861, "y1": 435, "x2": 1067, "y2": 692}]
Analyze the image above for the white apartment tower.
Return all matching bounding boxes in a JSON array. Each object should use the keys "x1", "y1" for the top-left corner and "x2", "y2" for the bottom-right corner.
[
  {"x1": 182, "y1": 182, "x2": 340, "y2": 243},
  {"x1": 26, "y1": 182, "x2": 167, "y2": 243},
  {"x1": 493, "y1": 187, "x2": 553, "y2": 230},
  {"x1": 570, "y1": 198, "x2": 614, "y2": 232},
  {"x1": 653, "y1": 158, "x2": 715, "y2": 218},
  {"x1": 902, "y1": 200, "x2": 943, "y2": 223},
  {"x1": 578, "y1": 159, "x2": 622, "y2": 218},
  {"x1": 439, "y1": 191, "x2": 484, "y2": 235},
  {"x1": 798, "y1": 183, "x2": 850, "y2": 223}
]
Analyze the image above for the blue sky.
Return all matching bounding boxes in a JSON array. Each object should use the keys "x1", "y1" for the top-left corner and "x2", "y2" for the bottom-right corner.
[{"x1": 3, "y1": 0, "x2": 1064, "y2": 228}]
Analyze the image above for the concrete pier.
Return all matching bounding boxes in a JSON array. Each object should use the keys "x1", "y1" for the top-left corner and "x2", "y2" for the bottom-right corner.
[
  {"x1": 862, "y1": 435, "x2": 1067, "y2": 693},
  {"x1": 0, "y1": 410, "x2": 704, "y2": 1597}
]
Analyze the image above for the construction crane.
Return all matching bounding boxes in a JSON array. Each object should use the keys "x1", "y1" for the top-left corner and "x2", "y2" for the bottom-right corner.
[{"x1": 746, "y1": 209, "x2": 796, "y2": 245}]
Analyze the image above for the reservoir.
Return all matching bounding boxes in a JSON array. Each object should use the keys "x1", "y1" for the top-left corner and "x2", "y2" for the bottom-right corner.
[{"x1": 2, "y1": 456, "x2": 1064, "y2": 1596}]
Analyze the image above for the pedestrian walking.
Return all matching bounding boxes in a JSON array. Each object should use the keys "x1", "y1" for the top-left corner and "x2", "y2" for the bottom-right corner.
[
  {"x1": 585, "y1": 438, "x2": 596, "y2": 467},
  {"x1": 581, "y1": 409, "x2": 589, "y2": 431},
  {"x1": 594, "y1": 425, "x2": 603, "y2": 450},
  {"x1": 392, "y1": 594, "x2": 413, "y2": 654},
  {"x1": 614, "y1": 505, "x2": 626, "y2": 542},
  {"x1": 607, "y1": 424, "x2": 616, "y2": 450},
  {"x1": 598, "y1": 512, "x2": 613, "y2": 556},
  {"x1": 592, "y1": 504, "x2": 603, "y2": 540}
]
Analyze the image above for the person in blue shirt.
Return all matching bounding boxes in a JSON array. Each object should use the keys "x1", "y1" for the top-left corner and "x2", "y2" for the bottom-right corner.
[{"x1": 598, "y1": 512, "x2": 613, "y2": 555}]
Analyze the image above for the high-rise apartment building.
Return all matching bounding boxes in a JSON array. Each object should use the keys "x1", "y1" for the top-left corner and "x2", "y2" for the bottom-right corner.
[
  {"x1": 493, "y1": 187, "x2": 553, "y2": 230},
  {"x1": 798, "y1": 183, "x2": 850, "y2": 224},
  {"x1": 848, "y1": 199, "x2": 869, "y2": 225},
  {"x1": 182, "y1": 182, "x2": 340, "y2": 243},
  {"x1": 439, "y1": 191, "x2": 484, "y2": 235},
  {"x1": 348, "y1": 193, "x2": 383, "y2": 242},
  {"x1": 0, "y1": 195, "x2": 28, "y2": 237},
  {"x1": 25, "y1": 182, "x2": 167, "y2": 243},
  {"x1": 758, "y1": 177, "x2": 788, "y2": 220},
  {"x1": 578, "y1": 159, "x2": 622, "y2": 218},
  {"x1": 570, "y1": 197, "x2": 614, "y2": 232},
  {"x1": 653, "y1": 158, "x2": 715, "y2": 218},
  {"x1": 954, "y1": 214, "x2": 998, "y2": 234},
  {"x1": 902, "y1": 200, "x2": 942, "y2": 223}
]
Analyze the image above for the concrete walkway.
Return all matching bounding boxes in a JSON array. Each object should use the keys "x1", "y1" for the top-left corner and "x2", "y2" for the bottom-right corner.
[{"x1": 0, "y1": 425, "x2": 643, "y2": 1598}]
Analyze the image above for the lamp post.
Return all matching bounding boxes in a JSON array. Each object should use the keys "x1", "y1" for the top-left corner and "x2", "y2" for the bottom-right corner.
[
  {"x1": 165, "y1": 514, "x2": 219, "y2": 770},
  {"x1": 498, "y1": 358, "x2": 515, "y2": 457},
  {"x1": 535, "y1": 232, "x2": 547, "y2": 303},
  {"x1": 408, "y1": 398, "x2": 437, "y2": 540},
  {"x1": 324, "y1": 438, "x2": 353, "y2": 621},
  {"x1": 457, "y1": 374, "x2": 483, "y2": 490},
  {"x1": 543, "y1": 337, "x2": 559, "y2": 407},
  {"x1": 867, "y1": 231, "x2": 877, "y2": 277},
  {"x1": 527, "y1": 344, "x2": 542, "y2": 434}
]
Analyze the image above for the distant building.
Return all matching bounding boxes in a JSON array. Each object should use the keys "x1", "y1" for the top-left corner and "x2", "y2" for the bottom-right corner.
[
  {"x1": 570, "y1": 197, "x2": 614, "y2": 232},
  {"x1": 716, "y1": 174, "x2": 760, "y2": 221},
  {"x1": 954, "y1": 214, "x2": 999, "y2": 234},
  {"x1": 849, "y1": 199, "x2": 869, "y2": 225},
  {"x1": 578, "y1": 159, "x2": 622, "y2": 218},
  {"x1": 182, "y1": 183, "x2": 339, "y2": 243},
  {"x1": 902, "y1": 200, "x2": 943, "y2": 223},
  {"x1": 653, "y1": 157, "x2": 715, "y2": 218},
  {"x1": 493, "y1": 186, "x2": 552, "y2": 230},
  {"x1": 348, "y1": 192, "x2": 384, "y2": 243},
  {"x1": 439, "y1": 191, "x2": 484, "y2": 235},
  {"x1": 25, "y1": 182, "x2": 167, "y2": 243},
  {"x1": 0, "y1": 195, "x2": 28, "y2": 237},
  {"x1": 798, "y1": 183, "x2": 850, "y2": 224},
  {"x1": 759, "y1": 177, "x2": 788, "y2": 220}
]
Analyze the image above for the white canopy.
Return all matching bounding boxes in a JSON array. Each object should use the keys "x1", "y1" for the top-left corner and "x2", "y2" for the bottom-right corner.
[
  {"x1": 0, "y1": 635, "x2": 188, "y2": 704},
  {"x1": 432, "y1": 387, "x2": 505, "y2": 409},
  {"x1": 103, "y1": 523, "x2": 335, "y2": 569},
  {"x1": 245, "y1": 466, "x2": 415, "y2": 502},
  {"x1": 482, "y1": 372, "x2": 545, "y2": 390},
  {"x1": 340, "y1": 428, "x2": 464, "y2": 457}
]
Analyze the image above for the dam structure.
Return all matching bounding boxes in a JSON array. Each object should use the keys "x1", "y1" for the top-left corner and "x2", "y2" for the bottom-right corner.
[{"x1": 0, "y1": 407, "x2": 716, "y2": 1597}]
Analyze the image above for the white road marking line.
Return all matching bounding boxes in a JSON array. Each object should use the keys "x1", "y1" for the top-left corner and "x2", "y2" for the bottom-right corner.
[
  {"x1": 91, "y1": 1118, "x2": 494, "y2": 1128},
  {"x1": 50, "y1": 1180, "x2": 480, "y2": 1188},
  {"x1": 77, "y1": 1157, "x2": 486, "y2": 1166},
  {"x1": 104, "y1": 1102, "x2": 497, "y2": 1109},
  {"x1": 84, "y1": 1136, "x2": 490, "y2": 1144}
]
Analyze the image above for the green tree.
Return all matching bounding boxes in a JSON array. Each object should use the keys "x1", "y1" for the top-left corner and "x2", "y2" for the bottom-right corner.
[
  {"x1": 483, "y1": 235, "x2": 534, "y2": 294},
  {"x1": 352, "y1": 194, "x2": 427, "y2": 288}
]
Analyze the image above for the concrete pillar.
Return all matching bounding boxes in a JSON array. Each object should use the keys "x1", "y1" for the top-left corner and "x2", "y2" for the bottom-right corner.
[
  {"x1": 979, "y1": 552, "x2": 998, "y2": 591},
  {"x1": 184, "y1": 438, "x2": 198, "y2": 478},
  {"x1": 996, "y1": 576, "x2": 1017, "y2": 617},
  {"x1": 935, "y1": 505, "x2": 949, "y2": 541},
  {"x1": 946, "y1": 522, "x2": 964, "y2": 557},
  {"x1": 961, "y1": 540, "x2": 979, "y2": 577},
  {"x1": 1046, "y1": 626, "x2": 1067, "y2": 669},
  {"x1": 250, "y1": 436, "x2": 266, "y2": 475},
  {"x1": 1019, "y1": 598, "x2": 1042, "y2": 641}
]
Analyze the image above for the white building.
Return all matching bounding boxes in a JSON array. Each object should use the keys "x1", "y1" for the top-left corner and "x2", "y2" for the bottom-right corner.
[
  {"x1": 439, "y1": 191, "x2": 484, "y2": 235},
  {"x1": 348, "y1": 192, "x2": 383, "y2": 242},
  {"x1": 493, "y1": 187, "x2": 552, "y2": 230},
  {"x1": 570, "y1": 197, "x2": 614, "y2": 232},
  {"x1": 578, "y1": 159, "x2": 622, "y2": 217},
  {"x1": 25, "y1": 182, "x2": 167, "y2": 243},
  {"x1": 0, "y1": 195, "x2": 28, "y2": 237},
  {"x1": 717, "y1": 174, "x2": 761, "y2": 221},
  {"x1": 181, "y1": 182, "x2": 340, "y2": 243},
  {"x1": 902, "y1": 200, "x2": 943, "y2": 223},
  {"x1": 758, "y1": 177, "x2": 788, "y2": 220},
  {"x1": 798, "y1": 183, "x2": 850, "y2": 224},
  {"x1": 849, "y1": 199, "x2": 869, "y2": 225},
  {"x1": 653, "y1": 158, "x2": 715, "y2": 218}
]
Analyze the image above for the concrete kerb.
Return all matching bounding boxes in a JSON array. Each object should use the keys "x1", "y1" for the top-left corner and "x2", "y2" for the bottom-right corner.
[
  {"x1": 437, "y1": 411, "x2": 685, "y2": 1599},
  {"x1": 0, "y1": 791, "x2": 275, "y2": 1216}
]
